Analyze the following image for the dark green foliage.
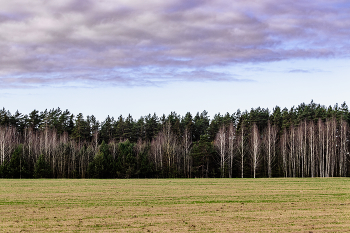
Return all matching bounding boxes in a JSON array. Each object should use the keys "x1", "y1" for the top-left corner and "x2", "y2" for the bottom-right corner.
[
  {"x1": 100, "y1": 116, "x2": 114, "y2": 143},
  {"x1": 181, "y1": 112, "x2": 193, "y2": 133},
  {"x1": 0, "y1": 163, "x2": 8, "y2": 178},
  {"x1": 137, "y1": 148, "x2": 154, "y2": 178},
  {"x1": 1, "y1": 100, "x2": 350, "y2": 179},
  {"x1": 191, "y1": 135, "x2": 217, "y2": 178},
  {"x1": 72, "y1": 113, "x2": 91, "y2": 143},
  {"x1": 144, "y1": 113, "x2": 160, "y2": 142},
  {"x1": 28, "y1": 110, "x2": 42, "y2": 130},
  {"x1": 1, "y1": 145, "x2": 30, "y2": 178},
  {"x1": 270, "y1": 106, "x2": 282, "y2": 129},
  {"x1": 34, "y1": 154, "x2": 51, "y2": 178},
  {"x1": 134, "y1": 117, "x2": 146, "y2": 142},
  {"x1": 88, "y1": 152, "x2": 104, "y2": 178},
  {"x1": 116, "y1": 140, "x2": 136, "y2": 178},
  {"x1": 88, "y1": 141, "x2": 116, "y2": 178},
  {"x1": 193, "y1": 111, "x2": 210, "y2": 142}
]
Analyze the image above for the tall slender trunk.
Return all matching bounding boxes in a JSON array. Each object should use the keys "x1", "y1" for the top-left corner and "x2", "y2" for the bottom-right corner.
[{"x1": 251, "y1": 123, "x2": 260, "y2": 178}]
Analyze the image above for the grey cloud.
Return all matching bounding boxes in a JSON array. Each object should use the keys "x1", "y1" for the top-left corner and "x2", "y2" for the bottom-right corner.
[
  {"x1": 0, "y1": 68, "x2": 251, "y2": 89},
  {"x1": 287, "y1": 68, "x2": 328, "y2": 73},
  {"x1": 166, "y1": 0, "x2": 208, "y2": 13},
  {"x1": 288, "y1": 69, "x2": 310, "y2": 73},
  {"x1": 0, "y1": 0, "x2": 349, "y2": 88}
]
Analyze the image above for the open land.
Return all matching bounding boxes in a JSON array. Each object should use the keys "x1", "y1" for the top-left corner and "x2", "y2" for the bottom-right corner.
[{"x1": 1, "y1": 178, "x2": 350, "y2": 232}]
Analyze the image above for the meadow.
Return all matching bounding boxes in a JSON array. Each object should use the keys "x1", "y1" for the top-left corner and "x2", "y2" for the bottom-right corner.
[{"x1": 1, "y1": 178, "x2": 350, "y2": 232}]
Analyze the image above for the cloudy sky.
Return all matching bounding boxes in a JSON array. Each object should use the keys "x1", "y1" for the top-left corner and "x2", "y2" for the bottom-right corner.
[{"x1": 1, "y1": 0, "x2": 350, "y2": 120}]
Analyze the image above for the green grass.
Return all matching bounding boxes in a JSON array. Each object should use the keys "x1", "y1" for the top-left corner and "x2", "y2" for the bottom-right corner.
[{"x1": 1, "y1": 178, "x2": 350, "y2": 232}]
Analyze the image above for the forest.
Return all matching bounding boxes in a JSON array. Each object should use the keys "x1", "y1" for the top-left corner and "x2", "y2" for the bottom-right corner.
[{"x1": 0, "y1": 101, "x2": 349, "y2": 179}]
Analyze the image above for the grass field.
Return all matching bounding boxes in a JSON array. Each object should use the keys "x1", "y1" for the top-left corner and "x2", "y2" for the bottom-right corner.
[{"x1": 1, "y1": 178, "x2": 350, "y2": 232}]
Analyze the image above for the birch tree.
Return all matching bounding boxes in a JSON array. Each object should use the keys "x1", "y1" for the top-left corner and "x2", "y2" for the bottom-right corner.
[
  {"x1": 325, "y1": 118, "x2": 336, "y2": 177},
  {"x1": 250, "y1": 123, "x2": 261, "y2": 178},
  {"x1": 183, "y1": 127, "x2": 192, "y2": 178},
  {"x1": 163, "y1": 121, "x2": 177, "y2": 174},
  {"x1": 237, "y1": 123, "x2": 245, "y2": 178},
  {"x1": 214, "y1": 125, "x2": 226, "y2": 177},
  {"x1": 264, "y1": 121, "x2": 277, "y2": 178},
  {"x1": 227, "y1": 123, "x2": 236, "y2": 178},
  {"x1": 288, "y1": 125, "x2": 296, "y2": 177},
  {"x1": 308, "y1": 121, "x2": 316, "y2": 177},
  {"x1": 317, "y1": 119, "x2": 325, "y2": 177},
  {"x1": 280, "y1": 128, "x2": 288, "y2": 177},
  {"x1": 339, "y1": 118, "x2": 348, "y2": 176},
  {"x1": 296, "y1": 123, "x2": 304, "y2": 177}
]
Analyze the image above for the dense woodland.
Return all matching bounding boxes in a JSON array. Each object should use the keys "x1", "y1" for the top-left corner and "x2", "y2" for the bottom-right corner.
[{"x1": 0, "y1": 101, "x2": 350, "y2": 179}]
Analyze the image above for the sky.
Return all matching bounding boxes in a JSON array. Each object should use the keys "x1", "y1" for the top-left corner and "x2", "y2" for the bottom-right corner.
[{"x1": 1, "y1": 0, "x2": 350, "y2": 121}]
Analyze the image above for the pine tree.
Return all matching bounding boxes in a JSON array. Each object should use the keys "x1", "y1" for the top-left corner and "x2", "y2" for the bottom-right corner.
[
  {"x1": 34, "y1": 154, "x2": 51, "y2": 178},
  {"x1": 3, "y1": 145, "x2": 30, "y2": 178}
]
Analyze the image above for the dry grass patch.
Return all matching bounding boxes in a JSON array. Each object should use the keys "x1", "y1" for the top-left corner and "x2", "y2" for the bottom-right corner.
[{"x1": 1, "y1": 178, "x2": 350, "y2": 232}]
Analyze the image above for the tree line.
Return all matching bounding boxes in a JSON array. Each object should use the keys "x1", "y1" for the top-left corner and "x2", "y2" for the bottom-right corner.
[{"x1": 0, "y1": 101, "x2": 349, "y2": 178}]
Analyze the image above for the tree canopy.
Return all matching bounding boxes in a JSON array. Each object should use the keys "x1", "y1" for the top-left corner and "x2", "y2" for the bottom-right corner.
[{"x1": 0, "y1": 101, "x2": 349, "y2": 178}]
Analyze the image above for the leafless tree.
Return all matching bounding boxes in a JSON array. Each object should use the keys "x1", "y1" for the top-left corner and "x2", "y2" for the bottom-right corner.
[
  {"x1": 263, "y1": 121, "x2": 277, "y2": 178},
  {"x1": 325, "y1": 118, "x2": 337, "y2": 177},
  {"x1": 227, "y1": 123, "x2": 236, "y2": 178},
  {"x1": 0, "y1": 126, "x2": 7, "y2": 165},
  {"x1": 250, "y1": 123, "x2": 261, "y2": 178},
  {"x1": 163, "y1": 121, "x2": 177, "y2": 171},
  {"x1": 109, "y1": 139, "x2": 118, "y2": 160},
  {"x1": 317, "y1": 119, "x2": 325, "y2": 177},
  {"x1": 0, "y1": 126, "x2": 17, "y2": 165},
  {"x1": 92, "y1": 130, "x2": 99, "y2": 153},
  {"x1": 151, "y1": 132, "x2": 164, "y2": 171},
  {"x1": 214, "y1": 125, "x2": 227, "y2": 177},
  {"x1": 302, "y1": 120, "x2": 308, "y2": 177},
  {"x1": 339, "y1": 118, "x2": 348, "y2": 177},
  {"x1": 308, "y1": 121, "x2": 316, "y2": 177},
  {"x1": 237, "y1": 123, "x2": 246, "y2": 178},
  {"x1": 280, "y1": 128, "x2": 288, "y2": 177},
  {"x1": 296, "y1": 122, "x2": 306, "y2": 177},
  {"x1": 288, "y1": 125, "x2": 296, "y2": 177},
  {"x1": 182, "y1": 127, "x2": 192, "y2": 178}
]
